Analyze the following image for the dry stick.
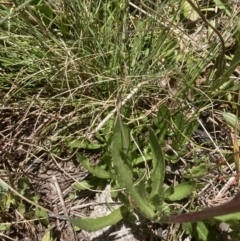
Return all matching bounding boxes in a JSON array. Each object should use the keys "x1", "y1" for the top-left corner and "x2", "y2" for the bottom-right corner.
[
  {"x1": 216, "y1": 176, "x2": 236, "y2": 199},
  {"x1": 52, "y1": 176, "x2": 76, "y2": 241},
  {"x1": 0, "y1": 232, "x2": 15, "y2": 241},
  {"x1": 87, "y1": 81, "x2": 149, "y2": 138}
]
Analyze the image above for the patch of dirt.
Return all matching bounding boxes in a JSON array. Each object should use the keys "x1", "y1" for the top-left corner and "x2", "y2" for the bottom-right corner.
[{"x1": 0, "y1": 105, "x2": 92, "y2": 240}]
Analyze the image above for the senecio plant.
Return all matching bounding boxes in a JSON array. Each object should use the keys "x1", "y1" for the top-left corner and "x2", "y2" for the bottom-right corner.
[{"x1": 70, "y1": 107, "x2": 240, "y2": 239}]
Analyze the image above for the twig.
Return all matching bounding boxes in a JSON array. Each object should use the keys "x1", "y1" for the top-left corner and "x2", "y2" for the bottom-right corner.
[
  {"x1": 0, "y1": 232, "x2": 15, "y2": 241},
  {"x1": 216, "y1": 176, "x2": 236, "y2": 199}
]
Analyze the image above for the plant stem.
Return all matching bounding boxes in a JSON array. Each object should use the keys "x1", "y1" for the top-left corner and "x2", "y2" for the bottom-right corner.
[{"x1": 161, "y1": 193, "x2": 240, "y2": 224}]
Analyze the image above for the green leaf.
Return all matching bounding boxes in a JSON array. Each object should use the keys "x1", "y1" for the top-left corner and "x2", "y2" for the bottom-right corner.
[
  {"x1": 195, "y1": 222, "x2": 209, "y2": 241},
  {"x1": 184, "y1": 119, "x2": 199, "y2": 139},
  {"x1": 133, "y1": 154, "x2": 152, "y2": 165},
  {"x1": 182, "y1": 222, "x2": 192, "y2": 236},
  {"x1": 183, "y1": 222, "x2": 209, "y2": 241},
  {"x1": 172, "y1": 112, "x2": 186, "y2": 148},
  {"x1": 73, "y1": 177, "x2": 106, "y2": 191},
  {"x1": 148, "y1": 128, "x2": 165, "y2": 208},
  {"x1": 174, "y1": 112, "x2": 185, "y2": 133},
  {"x1": 214, "y1": 211, "x2": 240, "y2": 222},
  {"x1": 136, "y1": 177, "x2": 149, "y2": 207},
  {"x1": 76, "y1": 153, "x2": 110, "y2": 179},
  {"x1": 185, "y1": 163, "x2": 209, "y2": 178},
  {"x1": 182, "y1": 222, "x2": 213, "y2": 241},
  {"x1": 70, "y1": 206, "x2": 128, "y2": 232},
  {"x1": 181, "y1": 0, "x2": 200, "y2": 21},
  {"x1": 41, "y1": 230, "x2": 53, "y2": 241},
  {"x1": 19, "y1": 177, "x2": 30, "y2": 195},
  {"x1": 0, "y1": 223, "x2": 11, "y2": 231},
  {"x1": 1, "y1": 193, "x2": 13, "y2": 212},
  {"x1": 35, "y1": 207, "x2": 49, "y2": 226},
  {"x1": 18, "y1": 202, "x2": 26, "y2": 215},
  {"x1": 222, "y1": 112, "x2": 240, "y2": 132},
  {"x1": 165, "y1": 181, "x2": 196, "y2": 201},
  {"x1": 111, "y1": 117, "x2": 156, "y2": 220},
  {"x1": 0, "y1": 179, "x2": 9, "y2": 191},
  {"x1": 98, "y1": 115, "x2": 114, "y2": 142},
  {"x1": 40, "y1": 122, "x2": 57, "y2": 136},
  {"x1": 157, "y1": 105, "x2": 171, "y2": 141},
  {"x1": 111, "y1": 117, "x2": 133, "y2": 186},
  {"x1": 30, "y1": 0, "x2": 42, "y2": 5}
]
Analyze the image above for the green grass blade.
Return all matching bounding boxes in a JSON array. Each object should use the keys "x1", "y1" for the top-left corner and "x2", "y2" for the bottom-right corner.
[
  {"x1": 157, "y1": 105, "x2": 171, "y2": 141},
  {"x1": 213, "y1": 0, "x2": 232, "y2": 16},
  {"x1": 172, "y1": 112, "x2": 186, "y2": 148},
  {"x1": 67, "y1": 138, "x2": 104, "y2": 150},
  {"x1": 222, "y1": 112, "x2": 240, "y2": 132},
  {"x1": 0, "y1": 0, "x2": 34, "y2": 25},
  {"x1": 212, "y1": 43, "x2": 240, "y2": 92}
]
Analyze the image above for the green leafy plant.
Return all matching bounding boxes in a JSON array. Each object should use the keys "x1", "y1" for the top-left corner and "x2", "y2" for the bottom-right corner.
[{"x1": 70, "y1": 113, "x2": 240, "y2": 239}]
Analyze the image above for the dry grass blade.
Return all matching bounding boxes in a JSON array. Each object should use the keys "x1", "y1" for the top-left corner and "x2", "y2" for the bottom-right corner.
[{"x1": 52, "y1": 175, "x2": 76, "y2": 241}]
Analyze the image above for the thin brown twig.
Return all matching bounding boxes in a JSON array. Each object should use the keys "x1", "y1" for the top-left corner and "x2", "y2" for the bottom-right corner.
[{"x1": 52, "y1": 175, "x2": 76, "y2": 241}]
